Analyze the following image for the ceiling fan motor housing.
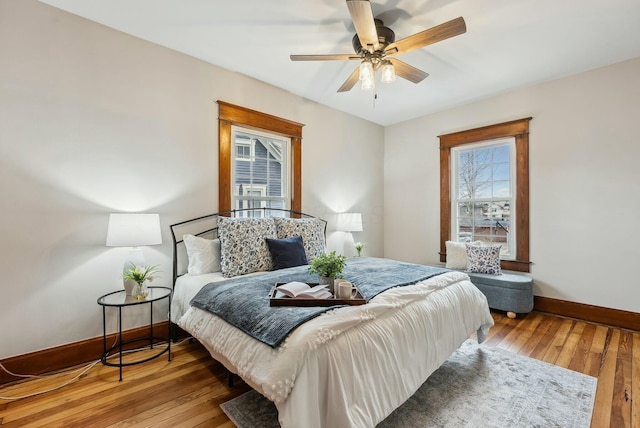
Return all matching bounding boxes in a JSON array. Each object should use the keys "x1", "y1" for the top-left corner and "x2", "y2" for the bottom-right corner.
[{"x1": 352, "y1": 19, "x2": 395, "y2": 54}]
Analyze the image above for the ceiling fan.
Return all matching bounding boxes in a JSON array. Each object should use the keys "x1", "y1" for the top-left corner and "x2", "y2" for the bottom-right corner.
[{"x1": 290, "y1": 0, "x2": 466, "y2": 92}]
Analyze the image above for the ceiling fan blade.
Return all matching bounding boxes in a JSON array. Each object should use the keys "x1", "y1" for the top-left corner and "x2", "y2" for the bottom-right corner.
[
  {"x1": 346, "y1": 0, "x2": 380, "y2": 52},
  {"x1": 290, "y1": 54, "x2": 361, "y2": 61},
  {"x1": 389, "y1": 58, "x2": 429, "y2": 83},
  {"x1": 386, "y1": 17, "x2": 466, "y2": 55},
  {"x1": 337, "y1": 67, "x2": 361, "y2": 92}
]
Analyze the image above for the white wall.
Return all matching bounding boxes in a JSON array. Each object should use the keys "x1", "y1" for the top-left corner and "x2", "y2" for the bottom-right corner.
[
  {"x1": 0, "y1": 0, "x2": 383, "y2": 359},
  {"x1": 385, "y1": 56, "x2": 640, "y2": 313}
]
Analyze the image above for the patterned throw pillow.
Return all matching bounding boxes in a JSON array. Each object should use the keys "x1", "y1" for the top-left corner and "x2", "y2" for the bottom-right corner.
[
  {"x1": 217, "y1": 216, "x2": 277, "y2": 277},
  {"x1": 273, "y1": 217, "x2": 326, "y2": 261},
  {"x1": 183, "y1": 234, "x2": 221, "y2": 275},
  {"x1": 466, "y1": 244, "x2": 502, "y2": 275}
]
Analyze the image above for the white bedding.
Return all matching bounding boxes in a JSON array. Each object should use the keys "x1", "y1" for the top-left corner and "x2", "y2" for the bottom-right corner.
[
  {"x1": 171, "y1": 270, "x2": 263, "y2": 322},
  {"x1": 174, "y1": 269, "x2": 494, "y2": 428}
]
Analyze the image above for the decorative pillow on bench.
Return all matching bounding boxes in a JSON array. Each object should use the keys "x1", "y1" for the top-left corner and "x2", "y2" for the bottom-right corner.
[{"x1": 465, "y1": 244, "x2": 502, "y2": 275}]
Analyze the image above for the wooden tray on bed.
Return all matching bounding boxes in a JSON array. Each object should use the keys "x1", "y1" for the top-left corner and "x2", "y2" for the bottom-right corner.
[{"x1": 269, "y1": 282, "x2": 366, "y2": 307}]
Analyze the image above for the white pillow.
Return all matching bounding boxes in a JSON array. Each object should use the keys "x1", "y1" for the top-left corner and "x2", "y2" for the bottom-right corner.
[
  {"x1": 445, "y1": 240, "x2": 481, "y2": 269},
  {"x1": 183, "y1": 234, "x2": 221, "y2": 275}
]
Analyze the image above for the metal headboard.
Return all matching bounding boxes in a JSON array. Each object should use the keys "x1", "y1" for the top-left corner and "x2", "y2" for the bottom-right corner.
[{"x1": 169, "y1": 208, "x2": 327, "y2": 288}]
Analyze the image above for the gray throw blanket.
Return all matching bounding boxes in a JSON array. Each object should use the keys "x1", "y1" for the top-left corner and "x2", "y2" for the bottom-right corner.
[{"x1": 190, "y1": 257, "x2": 449, "y2": 348}]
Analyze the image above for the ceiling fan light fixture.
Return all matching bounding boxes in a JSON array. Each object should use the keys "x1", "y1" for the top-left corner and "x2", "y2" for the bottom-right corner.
[
  {"x1": 361, "y1": 75, "x2": 375, "y2": 91},
  {"x1": 380, "y1": 61, "x2": 396, "y2": 84},
  {"x1": 358, "y1": 59, "x2": 374, "y2": 81}
]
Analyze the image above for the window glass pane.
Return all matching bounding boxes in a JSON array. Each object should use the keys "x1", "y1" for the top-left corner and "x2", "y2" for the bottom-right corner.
[
  {"x1": 492, "y1": 162, "x2": 510, "y2": 181},
  {"x1": 476, "y1": 168, "x2": 492, "y2": 182},
  {"x1": 459, "y1": 200, "x2": 511, "y2": 257},
  {"x1": 254, "y1": 139, "x2": 268, "y2": 160},
  {"x1": 491, "y1": 145, "x2": 510, "y2": 162},
  {"x1": 267, "y1": 157, "x2": 284, "y2": 197},
  {"x1": 475, "y1": 184, "x2": 492, "y2": 198},
  {"x1": 457, "y1": 149, "x2": 495, "y2": 199},
  {"x1": 232, "y1": 128, "x2": 289, "y2": 213},
  {"x1": 492, "y1": 180, "x2": 510, "y2": 197},
  {"x1": 474, "y1": 147, "x2": 492, "y2": 165},
  {"x1": 456, "y1": 143, "x2": 512, "y2": 200}
]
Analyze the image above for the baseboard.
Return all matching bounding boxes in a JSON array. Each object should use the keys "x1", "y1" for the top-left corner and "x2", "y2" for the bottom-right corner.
[
  {"x1": 0, "y1": 322, "x2": 172, "y2": 386},
  {"x1": 534, "y1": 296, "x2": 640, "y2": 331}
]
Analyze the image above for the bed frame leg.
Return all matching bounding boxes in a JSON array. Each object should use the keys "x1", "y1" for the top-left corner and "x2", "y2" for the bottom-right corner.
[{"x1": 228, "y1": 372, "x2": 234, "y2": 387}]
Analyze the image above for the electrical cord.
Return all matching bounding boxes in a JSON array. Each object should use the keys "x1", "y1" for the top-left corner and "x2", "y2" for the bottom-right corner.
[
  {"x1": 0, "y1": 333, "x2": 190, "y2": 401},
  {"x1": 0, "y1": 359, "x2": 102, "y2": 400}
]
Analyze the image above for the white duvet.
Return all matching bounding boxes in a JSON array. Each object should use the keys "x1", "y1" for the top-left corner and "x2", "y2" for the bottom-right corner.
[{"x1": 176, "y1": 270, "x2": 494, "y2": 428}]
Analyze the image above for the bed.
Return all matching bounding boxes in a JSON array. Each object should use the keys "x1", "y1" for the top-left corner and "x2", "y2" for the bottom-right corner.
[{"x1": 169, "y1": 209, "x2": 494, "y2": 428}]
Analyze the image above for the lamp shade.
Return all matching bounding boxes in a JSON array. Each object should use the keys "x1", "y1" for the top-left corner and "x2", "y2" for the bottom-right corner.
[
  {"x1": 358, "y1": 60, "x2": 374, "y2": 81},
  {"x1": 106, "y1": 213, "x2": 162, "y2": 247},
  {"x1": 380, "y1": 61, "x2": 396, "y2": 83},
  {"x1": 336, "y1": 213, "x2": 363, "y2": 232},
  {"x1": 361, "y1": 76, "x2": 375, "y2": 91}
]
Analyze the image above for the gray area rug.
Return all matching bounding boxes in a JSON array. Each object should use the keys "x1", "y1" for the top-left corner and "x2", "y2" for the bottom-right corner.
[{"x1": 220, "y1": 340, "x2": 597, "y2": 427}]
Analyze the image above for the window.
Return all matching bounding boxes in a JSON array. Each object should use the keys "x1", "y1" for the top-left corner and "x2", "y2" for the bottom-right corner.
[
  {"x1": 218, "y1": 101, "x2": 303, "y2": 215},
  {"x1": 439, "y1": 118, "x2": 531, "y2": 272},
  {"x1": 235, "y1": 183, "x2": 266, "y2": 216},
  {"x1": 235, "y1": 138, "x2": 252, "y2": 161},
  {"x1": 451, "y1": 138, "x2": 515, "y2": 258},
  {"x1": 231, "y1": 127, "x2": 289, "y2": 217}
]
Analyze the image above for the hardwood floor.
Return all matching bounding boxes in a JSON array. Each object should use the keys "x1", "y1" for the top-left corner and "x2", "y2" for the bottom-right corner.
[{"x1": 1, "y1": 311, "x2": 638, "y2": 427}]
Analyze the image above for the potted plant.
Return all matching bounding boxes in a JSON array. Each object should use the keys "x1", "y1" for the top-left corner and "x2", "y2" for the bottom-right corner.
[
  {"x1": 354, "y1": 242, "x2": 365, "y2": 257},
  {"x1": 308, "y1": 251, "x2": 347, "y2": 294},
  {"x1": 123, "y1": 263, "x2": 160, "y2": 300}
]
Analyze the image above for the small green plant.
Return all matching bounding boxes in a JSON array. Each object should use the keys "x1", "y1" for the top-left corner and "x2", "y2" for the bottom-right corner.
[
  {"x1": 123, "y1": 263, "x2": 160, "y2": 285},
  {"x1": 354, "y1": 242, "x2": 365, "y2": 257},
  {"x1": 308, "y1": 251, "x2": 347, "y2": 278}
]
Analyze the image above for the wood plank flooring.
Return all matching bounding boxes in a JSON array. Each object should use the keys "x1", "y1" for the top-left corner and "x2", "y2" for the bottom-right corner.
[{"x1": 1, "y1": 311, "x2": 638, "y2": 427}]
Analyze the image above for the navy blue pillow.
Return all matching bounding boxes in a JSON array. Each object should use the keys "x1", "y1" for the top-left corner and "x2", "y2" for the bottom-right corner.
[{"x1": 265, "y1": 235, "x2": 308, "y2": 270}]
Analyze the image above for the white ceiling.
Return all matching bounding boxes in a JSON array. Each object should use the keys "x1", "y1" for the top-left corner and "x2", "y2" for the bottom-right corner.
[{"x1": 39, "y1": 0, "x2": 640, "y2": 126}]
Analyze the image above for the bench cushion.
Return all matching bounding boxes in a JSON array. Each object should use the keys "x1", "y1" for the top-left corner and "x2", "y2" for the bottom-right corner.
[{"x1": 467, "y1": 271, "x2": 533, "y2": 313}]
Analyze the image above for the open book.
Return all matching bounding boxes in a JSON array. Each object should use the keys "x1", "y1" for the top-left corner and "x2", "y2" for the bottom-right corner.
[{"x1": 274, "y1": 281, "x2": 332, "y2": 299}]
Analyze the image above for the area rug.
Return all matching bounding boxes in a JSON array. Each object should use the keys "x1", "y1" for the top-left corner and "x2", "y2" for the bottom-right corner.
[{"x1": 220, "y1": 339, "x2": 597, "y2": 427}]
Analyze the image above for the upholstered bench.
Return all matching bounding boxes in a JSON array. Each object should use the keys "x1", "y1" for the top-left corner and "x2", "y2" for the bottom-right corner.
[{"x1": 465, "y1": 271, "x2": 533, "y2": 319}]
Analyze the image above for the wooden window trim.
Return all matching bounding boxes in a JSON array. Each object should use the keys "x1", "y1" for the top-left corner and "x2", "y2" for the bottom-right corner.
[
  {"x1": 217, "y1": 101, "x2": 304, "y2": 214},
  {"x1": 439, "y1": 117, "x2": 532, "y2": 272}
]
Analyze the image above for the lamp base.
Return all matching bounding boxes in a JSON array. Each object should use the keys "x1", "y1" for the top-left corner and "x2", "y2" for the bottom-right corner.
[
  {"x1": 343, "y1": 232, "x2": 357, "y2": 258},
  {"x1": 122, "y1": 247, "x2": 146, "y2": 295}
]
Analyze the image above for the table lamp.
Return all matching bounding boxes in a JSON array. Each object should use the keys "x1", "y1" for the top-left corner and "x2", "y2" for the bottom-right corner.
[
  {"x1": 106, "y1": 213, "x2": 162, "y2": 294},
  {"x1": 337, "y1": 213, "x2": 363, "y2": 234},
  {"x1": 337, "y1": 213, "x2": 363, "y2": 257}
]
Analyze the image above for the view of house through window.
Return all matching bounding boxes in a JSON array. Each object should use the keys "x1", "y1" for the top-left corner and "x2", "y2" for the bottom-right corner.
[
  {"x1": 452, "y1": 138, "x2": 515, "y2": 258},
  {"x1": 231, "y1": 127, "x2": 290, "y2": 217}
]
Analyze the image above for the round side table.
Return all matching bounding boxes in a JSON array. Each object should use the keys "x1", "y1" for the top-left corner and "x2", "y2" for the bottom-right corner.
[{"x1": 97, "y1": 286, "x2": 172, "y2": 381}]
